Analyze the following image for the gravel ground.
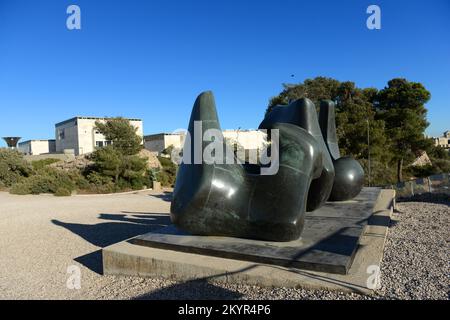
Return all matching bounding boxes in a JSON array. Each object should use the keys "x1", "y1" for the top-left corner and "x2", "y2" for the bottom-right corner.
[{"x1": 0, "y1": 191, "x2": 448, "y2": 300}]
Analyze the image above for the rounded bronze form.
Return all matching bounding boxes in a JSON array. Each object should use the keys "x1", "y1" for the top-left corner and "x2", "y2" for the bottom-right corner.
[{"x1": 329, "y1": 156, "x2": 364, "y2": 201}]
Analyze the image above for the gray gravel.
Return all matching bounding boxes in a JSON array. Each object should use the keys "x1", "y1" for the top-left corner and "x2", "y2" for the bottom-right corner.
[{"x1": 0, "y1": 191, "x2": 448, "y2": 300}]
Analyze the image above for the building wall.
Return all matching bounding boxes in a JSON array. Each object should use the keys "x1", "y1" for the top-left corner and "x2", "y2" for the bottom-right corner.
[
  {"x1": 164, "y1": 134, "x2": 184, "y2": 150},
  {"x1": 18, "y1": 140, "x2": 56, "y2": 155},
  {"x1": 56, "y1": 117, "x2": 143, "y2": 156},
  {"x1": 17, "y1": 141, "x2": 31, "y2": 154},
  {"x1": 434, "y1": 131, "x2": 450, "y2": 149},
  {"x1": 144, "y1": 133, "x2": 184, "y2": 153},
  {"x1": 144, "y1": 130, "x2": 266, "y2": 155},
  {"x1": 144, "y1": 134, "x2": 166, "y2": 153},
  {"x1": 55, "y1": 119, "x2": 79, "y2": 154},
  {"x1": 222, "y1": 130, "x2": 267, "y2": 151}
]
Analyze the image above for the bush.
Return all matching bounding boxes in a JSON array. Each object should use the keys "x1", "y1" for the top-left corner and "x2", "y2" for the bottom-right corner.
[
  {"x1": 405, "y1": 159, "x2": 450, "y2": 179},
  {"x1": 432, "y1": 158, "x2": 450, "y2": 173},
  {"x1": 157, "y1": 156, "x2": 177, "y2": 187},
  {"x1": 407, "y1": 165, "x2": 435, "y2": 178},
  {"x1": 9, "y1": 167, "x2": 78, "y2": 195},
  {"x1": 55, "y1": 188, "x2": 72, "y2": 197},
  {"x1": 66, "y1": 169, "x2": 90, "y2": 190},
  {"x1": 0, "y1": 149, "x2": 32, "y2": 187},
  {"x1": 356, "y1": 158, "x2": 398, "y2": 186},
  {"x1": 31, "y1": 158, "x2": 60, "y2": 170},
  {"x1": 89, "y1": 146, "x2": 149, "y2": 191},
  {"x1": 131, "y1": 178, "x2": 145, "y2": 190},
  {"x1": 9, "y1": 183, "x2": 31, "y2": 195},
  {"x1": 86, "y1": 172, "x2": 117, "y2": 194}
]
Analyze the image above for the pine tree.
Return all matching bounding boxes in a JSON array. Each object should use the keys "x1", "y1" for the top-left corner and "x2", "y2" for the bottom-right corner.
[{"x1": 376, "y1": 78, "x2": 431, "y2": 182}]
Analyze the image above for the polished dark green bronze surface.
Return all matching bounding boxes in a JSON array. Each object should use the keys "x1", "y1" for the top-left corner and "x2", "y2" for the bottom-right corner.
[
  {"x1": 319, "y1": 100, "x2": 364, "y2": 201},
  {"x1": 170, "y1": 91, "x2": 364, "y2": 241},
  {"x1": 259, "y1": 98, "x2": 335, "y2": 212}
]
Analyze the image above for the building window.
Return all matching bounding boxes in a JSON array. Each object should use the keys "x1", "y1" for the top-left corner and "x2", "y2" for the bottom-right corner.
[
  {"x1": 95, "y1": 141, "x2": 104, "y2": 148},
  {"x1": 58, "y1": 129, "x2": 65, "y2": 140}
]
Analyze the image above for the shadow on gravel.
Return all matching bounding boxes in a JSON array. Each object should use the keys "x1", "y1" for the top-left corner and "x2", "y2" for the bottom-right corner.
[
  {"x1": 52, "y1": 213, "x2": 171, "y2": 274},
  {"x1": 134, "y1": 279, "x2": 243, "y2": 300},
  {"x1": 74, "y1": 250, "x2": 103, "y2": 274},
  {"x1": 149, "y1": 192, "x2": 173, "y2": 202}
]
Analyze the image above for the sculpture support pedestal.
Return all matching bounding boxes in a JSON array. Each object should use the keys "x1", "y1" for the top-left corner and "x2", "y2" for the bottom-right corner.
[{"x1": 103, "y1": 188, "x2": 395, "y2": 293}]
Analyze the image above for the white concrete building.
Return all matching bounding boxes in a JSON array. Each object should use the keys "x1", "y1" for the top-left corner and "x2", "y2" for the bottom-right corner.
[
  {"x1": 144, "y1": 130, "x2": 267, "y2": 155},
  {"x1": 222, "y1": 130, "x2": 267, "y2": 151},
  {"x1": 55, "y1": 116, "x2": 143, "y2": 156},
  {"x1": 434, "y1": 131, "x2": 450, "y2": 149},
  {"x1": 18, "y1": 140, "x2": 56, "y2": 155},
  {"x1": 144, "y1": 133, "x2": 185, "y2": 153}
]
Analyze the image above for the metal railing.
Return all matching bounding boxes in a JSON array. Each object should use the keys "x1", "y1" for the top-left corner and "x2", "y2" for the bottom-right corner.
[{"x1": 386, "y1": 173, "x2": 450, "y2": 198}]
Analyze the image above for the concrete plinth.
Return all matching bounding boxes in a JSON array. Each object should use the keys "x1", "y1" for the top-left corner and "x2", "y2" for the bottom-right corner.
[{"x1": 103, "y1": 188, "x2": 395, "y2": 294}]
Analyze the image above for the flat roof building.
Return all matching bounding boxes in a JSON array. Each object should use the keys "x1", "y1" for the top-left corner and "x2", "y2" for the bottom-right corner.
[
  {"x1": 55, "y1": 116, "x2": 144, "y2": 156},
  {"x1": 18, "y1": 139, "x2": 56, "y2": 155},
  {"x1": 144, "y1": 130, "x2": 267, "y2": 157},
  {"x1": 434, "y1": 130, "x2": 450, "y2": 150},
  {"x1": 144, "y1": 133, "x2": 185, "y2": 154},
  {"x1": 222, "y1": 130, "x2": 267, "y2": 151}
]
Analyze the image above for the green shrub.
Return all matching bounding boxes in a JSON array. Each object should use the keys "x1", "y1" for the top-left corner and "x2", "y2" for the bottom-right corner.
[
  {"x1": 131, "y1": 178, "x2": 145, "y2": 190},
  {"x1": 0, "y1": 149, "x2": 32, "y2": 187},
  {"x1": 156, "y1": 170, "x2": 171, "y2": 187},
  {"x1": 10, "y1": 183, "x2": 31, "y2": 195},
  {"x1": 156, "y1": 156, "x2": 178, "y2": 187},
  {"x1": 86, "y1": 172, "x2": 117, "y2": 194},
  {"x1": 31, "y1": 158, "x2": 60, "y2": 170},
  {"x1": 9, "y1": 167, "x2": 77, "y2": 195},
  {"x1": 405, "y1": 159, "x2": 450, "y2": 179},
  {"x1": 85, "y1": 118, "x2": 152, "y2": 193},
  {"x1": 55, "y1": 188, "x2": 72, "y2": 197},
  {"x1": 406, "y1": 165, "x2": 436, "y2": 178},
  {"x1": 358, "y1": 158, "x2": 398, "y2": 186},
  {"x1": 66, "y1": 169, "x2": 90, "y2": 190},
  {"x1": 432, "y1": 159, "x2": 450, "y2": 173},
  {"x1": 157, "y1": 156, "x2": 174, "y2": 168}
]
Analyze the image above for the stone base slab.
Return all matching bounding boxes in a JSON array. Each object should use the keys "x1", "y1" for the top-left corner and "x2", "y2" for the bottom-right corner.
[{"x1": 103, "y1": 189, "x2": 394, "y2": 294}]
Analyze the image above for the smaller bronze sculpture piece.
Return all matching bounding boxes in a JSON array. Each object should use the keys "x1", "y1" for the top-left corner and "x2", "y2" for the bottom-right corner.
[
  {"x1": 318, "y1": 101, "x2": 364, "y2": 201},
  {"x1": 170, "y1": 91, "x2": 364, "y2": 241}
]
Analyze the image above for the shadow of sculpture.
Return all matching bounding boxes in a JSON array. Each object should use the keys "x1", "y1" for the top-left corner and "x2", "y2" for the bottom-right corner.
[
  {"x1": 133, "y1": 279, "x2": 243, "y2": 300},
  {"x1": 52, "y1": 212, "x2": 171, "y2": 274},
  {"x1": 52, "y1": 214, "x2": 170, "y2": 248},
  {"x1": 74, "y1": 250, "x2": 104, "y2": 275},
  {"x1": 149, "y1": 192, "x2": 173, "y2": 202}
]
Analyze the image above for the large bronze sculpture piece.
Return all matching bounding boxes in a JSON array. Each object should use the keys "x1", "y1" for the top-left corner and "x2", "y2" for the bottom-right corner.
[{"x1": 170, "y1": 91, "x2": 364, "y2": 242}]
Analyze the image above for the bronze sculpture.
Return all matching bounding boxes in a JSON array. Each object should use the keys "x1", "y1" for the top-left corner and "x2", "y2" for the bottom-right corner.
[{"x1": 170, "y1": 91, "x2": 364, "y2": 241}]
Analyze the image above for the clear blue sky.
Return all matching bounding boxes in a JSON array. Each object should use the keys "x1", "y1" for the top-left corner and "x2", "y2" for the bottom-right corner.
[{"x1": 1, "y1": 0, "x2": 449, "y2": 147}]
